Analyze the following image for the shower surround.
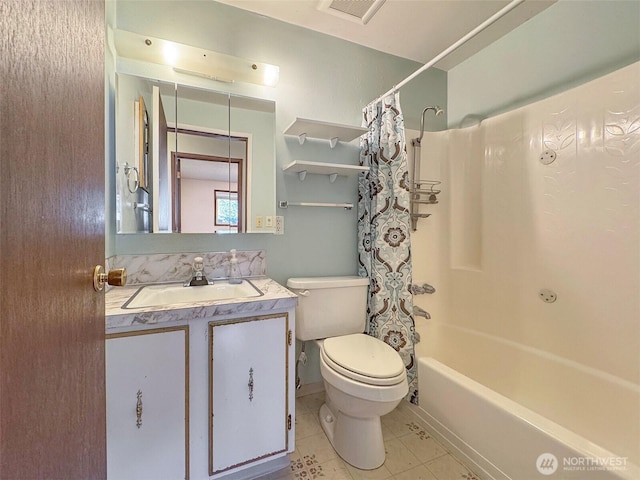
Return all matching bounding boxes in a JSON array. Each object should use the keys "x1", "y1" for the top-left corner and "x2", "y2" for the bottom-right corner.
[{"x1": 409, "y1": 61, "x2": 639, "y2": 468}]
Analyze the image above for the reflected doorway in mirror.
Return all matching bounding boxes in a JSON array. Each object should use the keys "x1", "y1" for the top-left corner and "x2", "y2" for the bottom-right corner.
[{"x1": 169, "y1": 129, "x2": 246, "y2": 234}]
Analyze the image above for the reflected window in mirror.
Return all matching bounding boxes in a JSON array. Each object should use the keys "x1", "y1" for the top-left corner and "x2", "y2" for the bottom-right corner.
[{"x1": 215, "y1": 190, "x2": 239, "y2": 233}]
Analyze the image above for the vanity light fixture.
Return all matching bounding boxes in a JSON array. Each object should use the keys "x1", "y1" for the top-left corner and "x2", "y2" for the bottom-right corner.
[
  {"x1": 171, "y1": 67, "x2": 235, "y2": 84},
  {"x1": 262, "y1": 64, "x2": 280, "y2": 88},
  {"x1": 162, "y1": 43, "x2": 179, "y2": 66},
  {"x1": 114, "y1": 29, "x2": 280, "y2": 87}
]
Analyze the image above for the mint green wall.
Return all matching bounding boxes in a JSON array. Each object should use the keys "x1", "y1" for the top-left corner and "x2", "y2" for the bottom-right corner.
[
  {"x1": 107, "y1": 1, "x2": 447, "y2": 283},
  {"x1": 448, "y1": 0, "x2": 640, "y2": 128},
  {"x1": 108, "y1": 1, "x2": 640, "y2": 280}
]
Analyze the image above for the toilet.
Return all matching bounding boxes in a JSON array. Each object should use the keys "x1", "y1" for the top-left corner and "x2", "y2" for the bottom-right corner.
[{"x1": 286, "y1": 276, "x2": 408, "y2": 470}]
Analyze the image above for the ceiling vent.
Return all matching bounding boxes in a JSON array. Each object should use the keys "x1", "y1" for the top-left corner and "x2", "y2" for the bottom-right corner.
[{"x1": 318, "y1": 0, "x2": 386, "y2": 25}]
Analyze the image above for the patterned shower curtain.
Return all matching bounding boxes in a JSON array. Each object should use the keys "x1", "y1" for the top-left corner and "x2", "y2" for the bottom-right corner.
[{"x1": 358, "y1": 92, "x2": 417, "y2": 403}]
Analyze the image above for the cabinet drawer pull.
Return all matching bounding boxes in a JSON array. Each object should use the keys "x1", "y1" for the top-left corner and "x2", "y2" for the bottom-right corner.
[
  {"x1": 136, "y1": 390, "x2": 143, "y2": 428},
  {"x1": 248, "y1": 368, "x2": 254, "y2": 402}
]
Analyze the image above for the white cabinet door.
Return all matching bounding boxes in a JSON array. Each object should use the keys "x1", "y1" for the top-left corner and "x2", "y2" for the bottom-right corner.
[
  {"x1": 106, "y1": 327, "x2": 189, "y2": 480},
  {"x1": 209, "y1": 314, "x2": 290, "y2": 475}
]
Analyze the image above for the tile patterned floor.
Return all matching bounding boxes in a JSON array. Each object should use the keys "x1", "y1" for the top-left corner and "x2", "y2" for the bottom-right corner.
[{"x1": 262, "y1": 392, "x2": 482, "y2": 480}]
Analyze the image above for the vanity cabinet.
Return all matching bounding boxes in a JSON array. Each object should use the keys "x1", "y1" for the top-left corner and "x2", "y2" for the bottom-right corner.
[
  {"x1": 105, "y1": 276, "x2": 297, "y2": 480},
  {"x1": 209, "y1": 314, "x2": 292, "y2": 476},
  {"x1": 106, "y1": 327, "x2": 189, "y2": 480}
]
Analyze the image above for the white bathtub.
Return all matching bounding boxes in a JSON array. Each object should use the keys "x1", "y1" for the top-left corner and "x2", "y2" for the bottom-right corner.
[{"x1": 410, "y1": 358, "x2": 639, "y2": 480}]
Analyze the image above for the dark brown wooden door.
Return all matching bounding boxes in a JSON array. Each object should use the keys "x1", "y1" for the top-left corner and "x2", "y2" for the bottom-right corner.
[{"x1": 1, "y1": 1, "x2": 106, "y2": 479}]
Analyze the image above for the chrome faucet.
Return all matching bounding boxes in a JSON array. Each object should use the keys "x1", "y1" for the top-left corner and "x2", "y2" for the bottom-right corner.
[{"x1": 185, "y1": 256, "x2": 211, "y2": 286}]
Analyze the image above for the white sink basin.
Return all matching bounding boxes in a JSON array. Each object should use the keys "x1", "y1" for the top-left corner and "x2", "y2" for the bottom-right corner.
[{"x1": 123, "y1": 280, "x2": 262, "y2": 309}]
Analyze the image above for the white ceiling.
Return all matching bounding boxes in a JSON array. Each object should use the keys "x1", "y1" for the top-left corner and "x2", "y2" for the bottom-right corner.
[{"x1": 215, "y1": 0, "x2": 555, "y2": 70}]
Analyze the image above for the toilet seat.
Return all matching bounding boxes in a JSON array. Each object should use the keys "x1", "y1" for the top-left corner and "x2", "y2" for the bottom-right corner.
[{"x1": 320, "y1": 334, "x2": 406, "y2": 386}]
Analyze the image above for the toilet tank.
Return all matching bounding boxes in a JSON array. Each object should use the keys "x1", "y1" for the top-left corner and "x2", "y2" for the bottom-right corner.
[{"x1": 287, "y1": 276, "x2": 369, "y2": 341}]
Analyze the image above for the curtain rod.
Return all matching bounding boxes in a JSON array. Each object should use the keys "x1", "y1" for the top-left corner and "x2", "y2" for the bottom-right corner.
[{"x1": 367, "y1": 0, "x2": 526, "y2": 107}]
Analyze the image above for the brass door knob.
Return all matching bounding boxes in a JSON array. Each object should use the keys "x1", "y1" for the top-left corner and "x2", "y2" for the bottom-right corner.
[{"x1": 93, "y1": 266, "x2": 127, "y2": 292}]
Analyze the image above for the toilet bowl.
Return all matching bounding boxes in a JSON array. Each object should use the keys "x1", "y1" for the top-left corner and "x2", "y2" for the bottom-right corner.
[
  {"x1": 317, "y1": 335, "x2": 408, "y2": 469},
  {"x1": 287, "y1": 276, "x2": 408, "y2": 470}
]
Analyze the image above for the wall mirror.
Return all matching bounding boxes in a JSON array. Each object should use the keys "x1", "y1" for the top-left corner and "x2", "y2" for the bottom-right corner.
[{"x1": 115, "y1": 72, "x2": 276, "y2": 234}]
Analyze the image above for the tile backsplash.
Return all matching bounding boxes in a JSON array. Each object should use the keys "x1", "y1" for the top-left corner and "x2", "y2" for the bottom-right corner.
[{"x1": 108, "y1": 250, "x2": 266, "y2": 285}]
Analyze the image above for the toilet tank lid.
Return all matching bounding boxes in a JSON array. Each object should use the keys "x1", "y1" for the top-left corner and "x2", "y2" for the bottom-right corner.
[{"x1": 287, "y1": 276, "x2": 369, "y2": 289}]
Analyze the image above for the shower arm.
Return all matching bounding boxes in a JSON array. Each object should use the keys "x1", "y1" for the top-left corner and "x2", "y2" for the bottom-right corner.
[
  {"x1": 412, "y1": 106, "x2": 443, "y2": 185},
  {"x1": 415, "y1": 106, "x2": 442, "y2": 145}
]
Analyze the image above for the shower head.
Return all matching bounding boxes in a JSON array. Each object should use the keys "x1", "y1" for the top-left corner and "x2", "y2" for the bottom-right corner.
[
  {"x1": 416, "y1": 105, "x2": 445, "y2": 144},
  {"x1": 424, "y1": 105, "x2": 444, "y2": 116}
]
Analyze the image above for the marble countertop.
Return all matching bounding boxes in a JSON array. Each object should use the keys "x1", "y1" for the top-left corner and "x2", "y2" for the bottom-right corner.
[{"x1": 105, "y1": 277, "x2": 297, "y2": 332}]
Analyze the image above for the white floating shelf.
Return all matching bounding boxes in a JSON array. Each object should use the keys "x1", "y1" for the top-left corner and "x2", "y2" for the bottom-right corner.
[
  {"x1": 283, "y1": 160, "x2": 369, "y2": 183},
  {"x1": 284, "y1": 118, "x2": 367, "y2": 148}
]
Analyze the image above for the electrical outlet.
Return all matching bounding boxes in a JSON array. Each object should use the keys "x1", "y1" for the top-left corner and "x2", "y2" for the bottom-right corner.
[
  {"x1": 255, "y1": 216, "x2": 263, "y2": 228},
  {"x1": 275, "y1": 216, "x2": 284, "y2": 235},
  {"x1": 265, "y1": 216, "x2": 273, "y2": 227}
]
